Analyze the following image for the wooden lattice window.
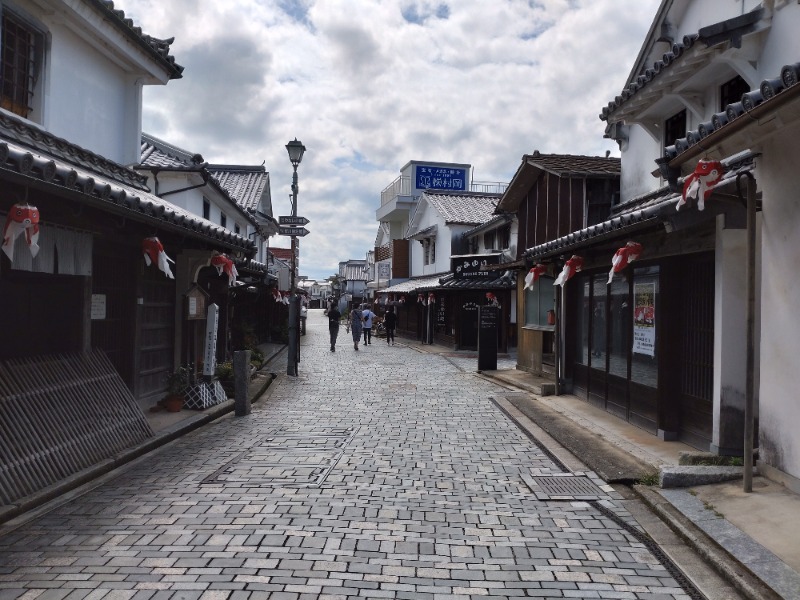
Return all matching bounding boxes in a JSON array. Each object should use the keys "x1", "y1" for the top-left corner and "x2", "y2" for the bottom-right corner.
[{"x1": 1, "y1": 12, "x2": 39, "y2": 118}]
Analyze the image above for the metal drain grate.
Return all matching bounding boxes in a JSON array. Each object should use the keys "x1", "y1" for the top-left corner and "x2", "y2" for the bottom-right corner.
[{"x1": 523, "y1": 474, "x2": 605, "y2": 500}]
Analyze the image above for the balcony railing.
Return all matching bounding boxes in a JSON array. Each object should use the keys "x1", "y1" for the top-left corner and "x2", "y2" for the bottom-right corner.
[{"x1": 380, "y1": 176, "x2": 508, "y2": 206}]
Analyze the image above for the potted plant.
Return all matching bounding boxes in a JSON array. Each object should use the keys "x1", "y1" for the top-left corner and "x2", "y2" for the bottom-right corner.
[
  {"x1": 163, "y1": 366, "x2": 191, "y2": 412},
  {"x1": 215, "y1": 361, "x2": 235, "y2": 397}
]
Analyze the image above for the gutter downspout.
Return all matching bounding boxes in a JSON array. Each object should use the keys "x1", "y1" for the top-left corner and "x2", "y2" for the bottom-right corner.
[{"x1": 157, "y1": 169, "x2": 211, "y2": 198}]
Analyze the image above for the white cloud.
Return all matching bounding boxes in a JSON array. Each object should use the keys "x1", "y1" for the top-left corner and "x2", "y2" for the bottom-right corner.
[{"x1": 121, "y1": 0, "x2": 660, "y2": 280}]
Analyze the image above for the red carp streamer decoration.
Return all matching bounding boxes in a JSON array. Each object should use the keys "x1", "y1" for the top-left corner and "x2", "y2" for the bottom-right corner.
[
  {"x1": 272, "y1": 289, "x2": 282, "y2": 303},
  {"x1": 554, "y1": 255, "x2": 584, "y2": 286},
  {"x1": 677, "y1": 159, "x2": 724, "y2": 211},
  {"x1": 523, "y1": 264, "x2": 547, "y2": 290},
  {"x1": 141, "y1": 236, "x2": 175, "y2": 279},
  {"x1": 608, "y1": 241, "x2": 643, "y2": 284},
  {"x1": 485, "y1": 292, "x2": 499, "y2": 307},
  {"x1": 211, "y1": 253, "x2": 238, "y2": 286},
  {"x1": 2, "y1": 203, "x2": 40, "y2": 261},
  {"x1": 428, "y1": 293, "x2": 435, "y2": 304}
]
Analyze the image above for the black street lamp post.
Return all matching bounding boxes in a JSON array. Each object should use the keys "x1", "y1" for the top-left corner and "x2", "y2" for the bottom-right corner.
[{"x1": 286, "y1": 138, "x2": 306, "y2": 377}]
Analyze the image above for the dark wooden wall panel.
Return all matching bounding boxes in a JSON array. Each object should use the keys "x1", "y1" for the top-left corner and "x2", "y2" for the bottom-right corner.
[{"x1": 570, "y1": 178, "x2": 584, "y2": 232}]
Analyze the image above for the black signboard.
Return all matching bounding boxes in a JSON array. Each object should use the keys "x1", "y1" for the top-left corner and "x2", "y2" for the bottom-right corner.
[
  {"x1": 451, "y1": 253, "x2": 501, "y2": 279},
  {"x1": 478, "y1": 305, "x2": 499, "y2": 371}
]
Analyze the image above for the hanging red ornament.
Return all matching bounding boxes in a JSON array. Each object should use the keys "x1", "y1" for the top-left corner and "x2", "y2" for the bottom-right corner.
[
  {"x1": 524, "y1": 264, "x2": 547, "y2": 290},
  {"x1": 428, "y1": 293, "x2": 436, "y2": 304},
  {"x1": 2, "y1": 203, "x2": 40, "y2": 262},
  {"x1": 555, "y1": 255, "x2": 583, "y2": 286},
  {"x1": 210, "y1": 253, "x2": 238, "y2": 286},
  {"x1": 142, "y1": 236, "x2": 175, "y2": 279},
  {"x1": 608, "y1": 241, "x2": 643, "y2": 284},
  {"x1": 677, "y1": 159, "x2": 723, "y2": 211}
]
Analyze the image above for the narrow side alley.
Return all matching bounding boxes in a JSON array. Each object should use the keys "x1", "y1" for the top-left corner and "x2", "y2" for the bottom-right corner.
[{"x1": 0, "y1": 310, "x2": 703, "y2": 599}]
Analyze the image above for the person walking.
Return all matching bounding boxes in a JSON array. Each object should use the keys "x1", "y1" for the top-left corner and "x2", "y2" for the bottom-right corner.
[
  {"x1": 383, "y1": 305, "x2": 397, "y2": 345},
  {"x1": 300, "y1": 304, "x2": 308, "y2": 335},
  {"x1": 350, "y1": 304, "x2": 363, "y2": 351},
  {"x1": 361, "y1": 304, "x2": 377, "y2": 345},
  {"x1": 327, "y1": 303, "x2": 341, "y2": 351}
]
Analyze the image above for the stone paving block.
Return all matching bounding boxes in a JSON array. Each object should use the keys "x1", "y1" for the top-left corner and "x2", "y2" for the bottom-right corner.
[{"x1": 0, "y1": 316, "x2": 701, "y2": 600}]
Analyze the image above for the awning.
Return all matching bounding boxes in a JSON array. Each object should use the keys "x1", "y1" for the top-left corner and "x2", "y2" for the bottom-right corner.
[
  {"x1": 407, "y1": 224, "x2": 437, "y2": 240},
  {"x1": 381, "y1": 274, "x2": 445, "y2": 293}
]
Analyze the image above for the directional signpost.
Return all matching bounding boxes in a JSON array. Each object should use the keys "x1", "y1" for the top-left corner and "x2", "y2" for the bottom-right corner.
[
  {"x1": 278, "y1": 226, "x2": 309, "y2": 237},
  {"x1": 278, "y1": 216, "x2": 310, "y2": 238},
  {"x1": 279, "y1": 216, "x2": 310, "y2": 226}
]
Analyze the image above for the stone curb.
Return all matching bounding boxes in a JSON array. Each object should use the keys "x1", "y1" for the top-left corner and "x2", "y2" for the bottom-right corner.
[
  {"x1": 659, "y1": 465, "x2": 751, "y2": 488},
  {"x1": 632, "y1": 484, "x2": 783, "y2": 600}
]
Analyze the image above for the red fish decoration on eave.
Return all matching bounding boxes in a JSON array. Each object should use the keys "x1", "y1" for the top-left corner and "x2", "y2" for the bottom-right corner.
[
  {"x1": 211, "y1": 253, "x2": 238, "y2": 286},
  {"x1": 608, "y1": 241, "x2": 643, "y2": 284},
  {"x1": 524, "y1": 264, "x2": 547, "y2": 290},
  {"x1": 677, "y1": 159, "x2": 724, "y2": 211},
  {"x1": 554, "y1": 255, "x2": 584, "y2": 286},
  {"x1": 2, "y1": 203, "x2": 40, "y2": 262},
  {"x1": 142, "y1": 236, "x2": 175, "y2": 279}
]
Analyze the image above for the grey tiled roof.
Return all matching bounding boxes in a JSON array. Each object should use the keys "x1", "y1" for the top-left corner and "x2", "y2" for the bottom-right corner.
[
  {"x1": 424, "y1": 191, "x2": 500, "y2": 225},
  {"x1": 0, "y1": 112, "x2": 148, "y2": 190},
  {"x1": 140, "y1": 134, "x2": 203, "y2": 168},
  {"x1": 0, "y1": 116, "x2": 256, "y2": 255},
  {"x1": 139, "y1": 135, "x2": 273, "y2": 225},
  {"x1": 600, "y1": 8, "x2": 763, "y2": 123},
  {"x1": 437, "y1": 272, "x2": 515, "y2": 290},
  {"x1": 525, "y1": 152, "x2": 620, "y2": 176},
  {"x1": 91, "y1": 0, "x2": 184, "y2": 79},
  {"x1": 209, "y1": 165, "x2": 271, "y2": 213}
]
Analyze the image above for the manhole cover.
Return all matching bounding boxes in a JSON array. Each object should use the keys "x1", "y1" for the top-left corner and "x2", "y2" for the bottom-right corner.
[
  {"x1": 202, "y1": 427, "x2": 356, "y2": 487},
  {"x1": 523, "y1": 474, "x2": 605, "y2": 500}
]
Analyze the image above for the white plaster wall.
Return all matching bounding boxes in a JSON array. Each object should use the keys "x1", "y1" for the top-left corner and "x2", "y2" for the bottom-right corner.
[
  {"x1": 670, "y1": 1, "x2": 761, "y2": 41},
  {"x1": 758, "y1": 3, "x2": 800, "y2": 78},
  {"x1": 712, "y1": 219, "x2": 747, "y2": 451},
  {"x1": 756, "y1": 129, "x2": 800, "y2": 481},
  {"x1": 620, "y1": 126, "x2": 661, "y2": 201},
  {"x1": 44, "y1": 21, "x2": 140, "y2": 164}
]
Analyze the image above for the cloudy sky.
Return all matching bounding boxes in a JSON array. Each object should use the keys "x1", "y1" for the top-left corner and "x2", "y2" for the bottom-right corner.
[{"x1": 121, "y1": 0, "x2": 660, "y2": 282}]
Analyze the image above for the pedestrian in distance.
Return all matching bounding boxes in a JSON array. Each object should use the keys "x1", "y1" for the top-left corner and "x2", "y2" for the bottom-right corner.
[
  {"x1": 350, "y1": 305, "x2": 363, "y2": 351},
  {"x1": 327, "y1": 304, "x2": 341, "y2": 351},
  {"x1": 300, "y1": 304, "x2": 307, "y2": 335},
  {"x1": 383, "y1": 305, "x2": 397, "y2": 345},
  {"x1": 361, "y1": 303, "x2": 377, "y2": 345}
]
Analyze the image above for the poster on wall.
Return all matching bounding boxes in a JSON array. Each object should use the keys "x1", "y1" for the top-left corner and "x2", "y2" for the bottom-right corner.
[{"x1": 633, "y1": 282, "x2": 656, "y2": 356}]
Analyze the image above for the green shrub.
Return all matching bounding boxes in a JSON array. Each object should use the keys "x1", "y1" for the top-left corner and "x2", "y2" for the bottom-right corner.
[{"x1": 215, "y1": 361, "x2": 234, "y2": 381}]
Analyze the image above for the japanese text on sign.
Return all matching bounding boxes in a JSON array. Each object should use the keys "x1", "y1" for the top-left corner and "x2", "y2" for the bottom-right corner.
[{"x1": 416, "y1": 166, "x2": 467, "y2": 191}]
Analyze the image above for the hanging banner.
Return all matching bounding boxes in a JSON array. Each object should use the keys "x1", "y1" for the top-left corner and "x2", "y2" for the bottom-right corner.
[
  {"x1": 203, "y1": 303, "x2": 220, "y2": 376},
  {"x1": 633, "y1": 282, "x2": 655, "y2": 356}
]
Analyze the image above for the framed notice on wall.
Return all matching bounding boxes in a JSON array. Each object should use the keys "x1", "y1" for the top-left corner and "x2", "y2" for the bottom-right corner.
[
  {"x1": 185, "y1": 285, "x2": 209, "y2": 320},
  {"x1": 633, "y1": 282, "x2": 656, "y2": 356}
]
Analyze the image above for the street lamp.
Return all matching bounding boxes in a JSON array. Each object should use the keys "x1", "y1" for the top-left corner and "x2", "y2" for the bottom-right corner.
[{"x1": 286, "y1": 138, "x2": 306, "y2": 376}]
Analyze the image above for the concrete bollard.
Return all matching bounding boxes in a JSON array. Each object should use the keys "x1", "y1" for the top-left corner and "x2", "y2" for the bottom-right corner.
[{"x1": 234, "y1": 350, "x2": 251, "y2": 416}]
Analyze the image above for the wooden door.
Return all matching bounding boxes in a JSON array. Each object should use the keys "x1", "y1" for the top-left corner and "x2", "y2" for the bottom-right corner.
[{"x1": 678, "y1": 256, "x2": 714, "y2": 449}]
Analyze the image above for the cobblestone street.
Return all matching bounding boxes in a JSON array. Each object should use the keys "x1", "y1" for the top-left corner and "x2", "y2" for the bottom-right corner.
[{"x1": 0, "y1": 310, "x2": 698, "y2": 599}]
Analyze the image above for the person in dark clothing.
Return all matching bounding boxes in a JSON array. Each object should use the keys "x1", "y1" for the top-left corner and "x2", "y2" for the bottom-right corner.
[
  {"x1": 328, "y1": 304, "x2": 341, "y2": 351},
  {"x1": 383, "y1": 305, "x2": 397, "y2": 345}
]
